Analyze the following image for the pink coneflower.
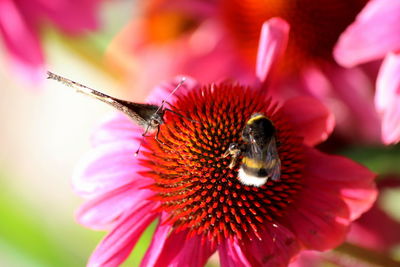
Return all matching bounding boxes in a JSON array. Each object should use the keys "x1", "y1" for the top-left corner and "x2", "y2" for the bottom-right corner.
[
  {"x1": 107, "y1": 0, "x2": 381, "y2": 143},
  {"x1": 334, "y1": 0, "x2": 400, "y2": 144},
  {"x1": 0, "y1": 0, "x2": 102, "y2": 82},
  {"x1": 74, "y1": 19, "x2": 376, "y2": 266}
]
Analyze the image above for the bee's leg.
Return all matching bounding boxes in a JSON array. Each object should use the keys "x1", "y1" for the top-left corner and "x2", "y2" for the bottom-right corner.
[
  {"x1": 228, "y1": 156, "x2": 238, "y2": 169},
  {"x1": 222, "y1": 143, "x2": 242, "y2": 169}
]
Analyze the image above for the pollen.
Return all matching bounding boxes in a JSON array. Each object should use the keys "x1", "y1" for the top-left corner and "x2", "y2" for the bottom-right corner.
[{"x1": 142, "y1": 83, "x2": 304, "y2": 243}]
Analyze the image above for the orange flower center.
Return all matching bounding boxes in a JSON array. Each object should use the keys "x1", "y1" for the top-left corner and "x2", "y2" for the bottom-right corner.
[{"x1": 143, "y1": 83, "x2": 304, "y2": 243}]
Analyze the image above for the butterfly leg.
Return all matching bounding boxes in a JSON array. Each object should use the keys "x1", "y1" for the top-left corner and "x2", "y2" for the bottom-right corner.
[{"x1": 134, "y1": 125, "x2": 152, "y2": 156}]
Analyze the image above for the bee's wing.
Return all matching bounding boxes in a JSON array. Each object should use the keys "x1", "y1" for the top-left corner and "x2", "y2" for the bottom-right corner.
[
  {"x1": 266, "y1": 137, "x2": 281, "y2": 181},
  {"x1": 248, "y1": 135, "x2": 263, "y2": 155}
]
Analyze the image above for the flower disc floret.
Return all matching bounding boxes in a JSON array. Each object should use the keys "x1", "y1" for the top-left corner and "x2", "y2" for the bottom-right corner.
[{"x1": 143, "y1": 83, "x2": 304, "y2": 243}]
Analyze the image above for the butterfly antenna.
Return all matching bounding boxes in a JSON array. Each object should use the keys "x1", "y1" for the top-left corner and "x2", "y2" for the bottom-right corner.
[
  {"x1": 134, "y1": 124, "x2": 153, "y2": 156},
  {"x1": 155, "y1": 77, "x2": 187, "y2": 114}
]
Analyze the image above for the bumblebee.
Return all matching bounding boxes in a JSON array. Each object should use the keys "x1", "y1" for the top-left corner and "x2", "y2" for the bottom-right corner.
[{"x1": 223, "y1": 113, "x2": 281, "y2": 187}]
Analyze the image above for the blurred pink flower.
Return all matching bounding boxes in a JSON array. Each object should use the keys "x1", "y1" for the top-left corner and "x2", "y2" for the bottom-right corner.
[
  {"x1": 335, "y1": 0, "x2": 400, "y2": 144},
  {"x1": 106, "y1": 0, "x2": 382, "y2": 143},
  {"x1": 0, "y1": 0, "x2": 102, "y2": 82},
  {"x1": 75, "y1": 19, "x2": 377, "y2": 266}
]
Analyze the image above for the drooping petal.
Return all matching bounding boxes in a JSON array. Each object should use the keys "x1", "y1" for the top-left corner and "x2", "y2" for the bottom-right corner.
[
  {"x1": 381, "y1": 101, "x2": 400, "y2": 145},
  {"x1": 256, "y1": 18, "x2": 289, "y2": 84},
  {"x1": 289, "y1": 251, "x2": 322, "y2": 267},
  {"x1": 219, "y1": 223, "x2": 301, "y2": 267},
  {"x1": 72, "y1": 141, "x2": 151, "y2": 198},
  {"x1": 325, "y1": 65, "x2": 381, "y2": 142},
  {"x1": 305, "y1": 148, "x2": 377, "y2": 221},
  {"x1": 140, "y1": 214, "x2": 172, "y2": 267},
  {"x1": 76, "y1": 184, "x2": 154, "y2": 230},
  {"x1": 282, "y1": 187, "x2": 350, "y2": 250},
  {"x1": 375, "y1": 53, "x2": 400, "y2": 144},
  {"x1": 242, "y1": 226, "x2": 301, "y2": 267},
  {"x1": 140, "y1": 224, "x2": 215, "y2": 267},
  {"x1": 219, "y1": 238, "x2": 251, "y2": 267},
  {"x1": 90, "y1": 113, "x2": 142, "y2": 147},
  {"x1": 88, "y1": 201, "x2": 158, "y2": 267},
  {"x1": 281, "y1": 96, "x2": 335, "y2": 146},
  {"x1": 375, "y1": 53, "x2": 400, "y2": 112},
  {"x1": 348, "y1": 176, "x2": 400, "y2": 252},
  {"x1": 334, "y1": 0, "x2": 400, "y2": 67},
  {"x1": 282, "y1": 147, "x2": 376, "y2": 250}
]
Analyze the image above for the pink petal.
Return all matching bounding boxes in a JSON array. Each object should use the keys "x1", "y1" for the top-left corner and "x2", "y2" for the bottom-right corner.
[
  {"x1": 282, "y1": 147, "x2": 376, "y2": 250},
  {"x1": 376, "y1": 53, "x2": 400, "y2": 144},
  {"x1": 140, "y1": 214, "x2": 173, "y2": 267},
  {"x1": 72, "y1": 141, "x2": 151, "y2": 198},
  {"x1": 219, "y1": 238, "x2": 252, "y2": 267},
  {"x1": 281, "y1": 97, "x2": 335, "y2": 146},
  {"x1": 219, "y1": 223, "x2": 301, "y2": 267},
  {"x1": 324, "y1": 65, "x2": 381, "y2": 142},
  {"x1": 289, "y1": 251, "x2": 322, "y2": 267},
  {"x1": 88, "y1": 201, "x2": 158, "y2": 267},
  {"x1": 0, "y1": 0, "x2": 44, "y2": 80},
  {"x1": 242, "y1": 225, "x2": 301, "y2": 267},
  {"x1": 303, "y1": 148, "x2": 377, "y2": 221},
  {"x1": 381, "y1": 101, "x2": 400, "y2": 144},
  {"x1": 375, "y1": 53, "x2": 400, "y2": 111},
  {"x1": 146, "y1": 75, "x2": 200, "y2": 104},
  {"x1": 256, "y1": 18, "x2": 289, "y2": 84},
  {"x1": 140, "y1": 225, "x2": 215, "y2": 267},
  {"x1": 90, "y1": 113, "x2": 142, "y2": 147},
  {"x1": 348, "y1": 177, "x2": 400, "y2": 252},
  {"x1": 18, "y1": 0, "x2": 100, "y2": 34},
  {"x1": 334, "y1": 0, "x2": 400, "y2": 67},
  {"x1": 76, "y1": 184, "x2": 154, "y2": 230},
  {"x1": 282, "y1": 190, "x2": 350, "y2": 250}
]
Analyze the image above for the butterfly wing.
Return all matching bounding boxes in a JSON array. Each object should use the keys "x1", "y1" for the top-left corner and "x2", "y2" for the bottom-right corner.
[{"x1": 116, "y1": 100, "x2": 161, "y2": 129}]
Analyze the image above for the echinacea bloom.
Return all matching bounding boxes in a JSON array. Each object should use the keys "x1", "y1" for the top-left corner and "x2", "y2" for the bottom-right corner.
[
  {"x1": 0, "y1": 0, "x2": 102, "y2": 82},
  {"x1": 334, "y1": 0, "x2": 400, "y2": 144},
  {"x1": 74, "y1": 19, "x2": 377, "y2": 266},
  {"x1": 107, "y1": 0, "x2": 382, "y2": 143}
]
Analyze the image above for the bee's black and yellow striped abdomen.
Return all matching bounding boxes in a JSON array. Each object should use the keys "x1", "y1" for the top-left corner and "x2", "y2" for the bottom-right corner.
[
  {"x1": 242, "y1": 156, "x2": 278, "y2": 177},
  {"x1": 237, "y1": 113, "x2": 281, "y2": 186}
]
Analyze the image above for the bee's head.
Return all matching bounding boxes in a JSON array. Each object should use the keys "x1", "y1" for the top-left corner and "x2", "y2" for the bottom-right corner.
[{"x1": 242, "y1": 113, "x2": 275, "y2": 144}]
